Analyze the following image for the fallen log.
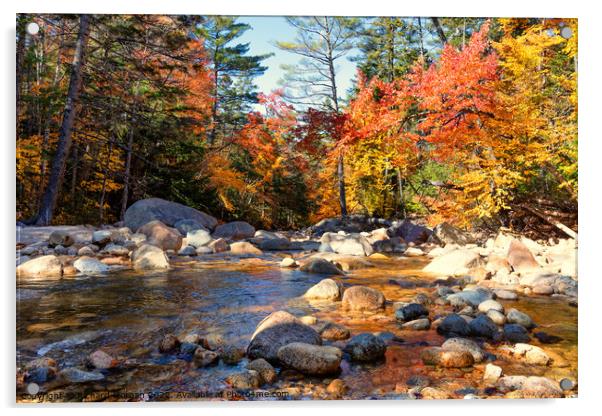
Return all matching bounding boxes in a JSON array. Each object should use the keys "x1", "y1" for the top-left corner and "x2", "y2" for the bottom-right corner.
[{"x1": 515, "y1": 203, "x2": 577, "y2": 239}]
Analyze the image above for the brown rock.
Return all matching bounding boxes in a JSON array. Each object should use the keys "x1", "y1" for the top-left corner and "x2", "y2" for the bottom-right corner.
[
  {"x1": 421, "y1": 347, "x2": 474, "y2": 368},
  {"x1": 341, "y1": 286, "x2": 385, "y2": 312},
  {"x1": 137, "y1": 220, "x2": 182, "y2": 251},
  {"x1": 507, "y1": 239, "x2": 540, "y2": 273}
]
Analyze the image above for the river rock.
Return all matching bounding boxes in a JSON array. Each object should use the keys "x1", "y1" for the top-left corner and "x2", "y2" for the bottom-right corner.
[
  {"x1": 178, "y1": 245, "x2": 197, "y2": 256},
  {"x1": 326, "y1": 379, "x2": 347, "y2": 398},
  {"x1": 226, "y1": 370, "x2": 262, "y2": 389},
  {"x1": 300, "y1": 258, "x2": 344, "y2": 275},
  {"x1": 219, "y1": 344, "x2": 245, "y2": 365},
  {"x1": 48, "y1": 230, "x2": 75, "y2": 247},
  {"x1": 277, "y1": 342, "x2": 342, "y2": 375},
  {"x1": 420, "y1": 387, "x2": 451, "y2": 400},
  {"x1": 87, "y1": 350, "x2": 116, "y2": 369},
  {"x1": 208, "y1": 238, "x2": 229, "y2": 253},
  {"x1": 73, "y1": 256, "x2": 110, "y2": 274},
  {"x1": 487, "y1": 309, "x2": 507, "y2": 325},
  {"x1": 469, "y1": 314, "x2": 499, "y2": 339},
  {"x1": 137, "y1": 220, "x2": 182, "y2": 251},
  {"x1": 447, "y1": 289, "x2": 492, "y2": 308},
  {"x1": 186, "y1": 229, "x2": 212, "y2": 248},
  {"x1": 506, "y1": 308, "x2": 535, "y2": 329},
  {"x1": 319, "y1": 322, "x2": 350, "y2": 340},
  {"x1": 442, "y1": 338, "x2": 485, "y2": 363},
  {"x1": 395, "y1": 303, "x2": 428, "y2": 322},
  {"x1": 131, "y1": 244, "x2": 170, "y2": 270},
  {"x1": 421, "y1": 347, "x2": 474, "y2": 368},
  {"x1": 483, "y1": 363, "x2": 503, "y2": 384},
  {"x1": 494, "y1": 289, "x2": 518, "y2": 300},
  {"x1": 212, "y1": 221, "x2": 255, "y2": 241},
  {"x1": 507, "y1": 239, "x2": 540, "y2": 273},
  {"x1": 486, "y1": 254, "x2": 513, "y2": 275},
  {"x1": 193, "y1": 347, "x2": 219, "y2": 367},
  {"x1": 303, "y1": 278, "x2": 343, "y2": 301},
  {"x1": 342, "y1": 286, "x2": 385, "y2": 312},
  {"x1": 432, "y1": 222, "x2": 474, "y2": 246},
  {"x1": 344, "y1": 333, "x2": 386, "y2": 362},
  {"x1": 247, "y1": 358, "x2": 277, "y2": 384},
  {"x1": 101, "y1": 243, "x2": 129, "y2": 256},
  {"x1": 230, "y1": 241, "x2": 262, "y2": 255},
  {"x1": 506, "y1": 343, "x2": 550, "y2": 365},
  {"x1": 124, "y1": 197, "x2": 217, "y2": 232},
  {"x1": 17, "y1": 255, "x2": 62, "y2": 279},
  {"x1": 521, "y1": 376, "x2": 563, "y2": 398},
  {"x1": 158, "y1": 334, "x2": 180, "y2": 353},
  {"x1": 24, "y1": 357, "x2": 58, "y2": 383},
  {"x1": 59, "y1": 367, "x2": 105, "y2": 383},
  {"x1": 247, "y1": 311, "x2": 322, "y2": 362},
  {"x1": 404, "y1": 247, "x2": 424, "y2": 257},
  {"x1": 478, "y1": 299, "x2": 504, "y2": 314},
  {"x1": 533, "y1": 284, "x2": 554, "y2": 295},
  {"x1": 174, "y1": 218, "x2": 208, "y2": 235},
  {"x1": 258, "y1": 237, "x2": 291, "y2": 251},
  {"x1": 436, "y1": 314, "x2": 471, "y2": 337},
  {"x1": 423, "y1": 249, "x2": 483, "y2": 276},
  {"x1": 388, "y1": 220, "x2": 432, "y2": 244},
  {"x1": 401, "y1": 318, "x2": 431, "y2": 330},
  {"x1": 503, "y1": 324, "x2": 531, "y2": 343},
  {"x1": 280, "y1": 257, "x2": 298, "y2": 268}
]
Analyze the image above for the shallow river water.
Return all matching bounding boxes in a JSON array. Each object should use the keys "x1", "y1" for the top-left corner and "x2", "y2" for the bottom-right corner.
[{"x1": 16, "y1": 254, "x2": 578, "y2": 402}]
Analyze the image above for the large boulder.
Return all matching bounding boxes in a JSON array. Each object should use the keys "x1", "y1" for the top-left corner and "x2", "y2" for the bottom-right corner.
[
  {"x1": 303, "y1": 278, "x2": 343, "y2": 301},
  {"x1": 341, "y1": 286, "x2": 385, "y2": 312},
  {"x1": 212, "y1": 221, "x2": 255, "y2": 241},
  {"x1": 277, "y1": 343, "x2": 342, "y2": 375},
  {"x1": 387, "y1": 220, "x2": 432, "y2": 244},
  {"x1": 17, "y1": 255, "x2": 62, "y2": 279},
  {"x1": 507, "y1": 239, "x2": 540, "y2": 273},
  {"x1": 174, "y1": 219, "x2": 208, "y2": 235},
  {"x1": 124, "y1": 198, "x2": 217, "y2": 232},
  {"x1": 131, "y1": 244, "x2": 170, "y2": 270},
  {"x1": 432, "y1": 222, "x2": 474, "y2": 246},
  {"x1": 423, "y1": 249, "x2": 483, "y2": 276},
  {"x1": 247, "y1": 311, "x2": 322, "y2": 362},
  {"x1": 137, "y1": 220, "x2": 182, "y2": 251}
]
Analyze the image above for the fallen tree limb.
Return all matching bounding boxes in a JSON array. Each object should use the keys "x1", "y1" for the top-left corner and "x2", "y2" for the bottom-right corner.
[{"x1": 515, "y1": 203, "x2": 577, "y2": 239}]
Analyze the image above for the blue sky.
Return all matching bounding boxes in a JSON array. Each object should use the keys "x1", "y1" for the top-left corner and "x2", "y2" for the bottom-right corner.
[{"x1": 237, "y1": 16, "x2": 359, "y2": 101}]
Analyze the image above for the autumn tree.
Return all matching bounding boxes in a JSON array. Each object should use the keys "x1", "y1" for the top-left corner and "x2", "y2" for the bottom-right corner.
[
  {"x1": 277, "y1": 17, "x2": 360, "y2": 216},
  {"x1": 196, "y1": 17, "x2": 271, "y2": 146}
]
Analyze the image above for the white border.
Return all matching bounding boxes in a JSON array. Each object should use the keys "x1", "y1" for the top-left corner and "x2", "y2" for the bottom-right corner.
[{"x1": 2, "y1": 1, "x2": 601, "y2": 415}]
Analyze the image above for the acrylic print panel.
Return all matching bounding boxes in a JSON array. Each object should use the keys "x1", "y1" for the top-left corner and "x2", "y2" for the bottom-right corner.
[{"x1": 16, "y1": 14, "x2": 578, "y2": 402}]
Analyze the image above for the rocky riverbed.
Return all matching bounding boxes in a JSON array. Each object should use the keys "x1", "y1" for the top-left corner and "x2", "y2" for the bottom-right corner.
[{"x1": 16, "y1": 198, "x2": 578, "y2": 402}]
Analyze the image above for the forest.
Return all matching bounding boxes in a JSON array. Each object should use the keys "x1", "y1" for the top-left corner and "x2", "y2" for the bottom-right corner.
[{"x1": 16, "y1": 15, "x2": 578, "y2": 236}]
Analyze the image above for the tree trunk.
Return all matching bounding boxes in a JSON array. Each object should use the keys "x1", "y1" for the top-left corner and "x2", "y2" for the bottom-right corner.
[
  {"x1": 16, "y1": 15, "x2": 28, "y2": 119},
  {"x1": 120, "y1": 125, "x2": 134, "y2": 221},
  {"x1": 431, "y1": 17, "x2": 448, "y2": 45},
  {"x1": 337, "y1": 153, "x2": 347, "y2": 216},
  {"x1": 34, "y1": 14, "x2": 90, "y2": 225}
]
